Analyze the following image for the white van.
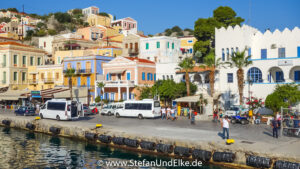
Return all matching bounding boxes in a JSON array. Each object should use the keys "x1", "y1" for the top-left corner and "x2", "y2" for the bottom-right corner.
[
  {"x1": 39, "y1": 99, "x2": 83, "y2": 121},
  {"x1": 101, "y1": 102, "x2": 123, "y2": 116},
  {"x1": 114, "y1": 99, "x2": 161, "y2": 119}
]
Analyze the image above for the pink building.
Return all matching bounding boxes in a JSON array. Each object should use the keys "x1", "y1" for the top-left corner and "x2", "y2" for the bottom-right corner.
[
  {"x1": 77, "y1": 26, "x2": 104, "y2": 41},
  {"x1": 97, "y1": 56, "x2": 156, "y2": 101},
  {"x1": 111, "y1": 17, "x2": 137, "y2": 35}
]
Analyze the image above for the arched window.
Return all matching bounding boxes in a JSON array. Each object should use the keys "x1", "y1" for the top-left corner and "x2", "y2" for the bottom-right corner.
[
  {"x1": 204, "y1": 74, "x2": 209, "y2": 84},
  {"x1": 247, "y1": 67, "x2": 263, "y2": 83}
]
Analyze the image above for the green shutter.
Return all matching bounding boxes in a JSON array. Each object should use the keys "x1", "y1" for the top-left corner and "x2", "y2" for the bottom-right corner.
[
  {"x1": 14, "y1": 72, "x2": 17, "y2": 81},
  {"x1": 22, "y1": 72, "x2": 26, "y2": 81},
  {"x1": 13, "y1": 55, "x2": 17, "y2": 65},
  {"x1": 167, "y1": 42, "x2": 169, "y2": 48},
  {"x1": 30, "y1": 57, "x2": 33, "y2": 65},
  {"x1": 172, "y1": 43, "x2": 174, "y2": 49},
  {"x1": 23, "y1": 56, "x2": 26, "y2": 65},
  {"x1": 146, "y1": 43, "x2": 149, "y2": 50},
  {"x1": 3, "y1": 55, "x2": 6, "y2": 67},
  {"x1": 3, "y1": 71, "x2": 6, "y2": 83},
  {"x1": 157, "y1": 42, "x2": 160, "y2": 48}
]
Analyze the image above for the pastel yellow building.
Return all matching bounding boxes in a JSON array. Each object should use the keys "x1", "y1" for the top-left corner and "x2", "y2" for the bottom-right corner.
[
  {"x1": 28, "y1": 64, "x2": 63, "y2": 90},
  {"x1": 54, "y1": 47, "x2": 122, "y2": 64},
  {"x1": 0, "y1": 32, "x2": 19, "y2": 40},
  {"x1": 179, "y1": 36, "x2": 197, "y2": 57},
  {"x1": 0, "y1": 42, "x2": 45, "y2": 90},
  {"x1": 87, "y1": 14, "x2": 112, "y2": 27}
]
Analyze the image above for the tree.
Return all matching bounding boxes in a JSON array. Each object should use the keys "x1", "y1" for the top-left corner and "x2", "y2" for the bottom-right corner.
[
  {"x1": 171, "y1": 26, "x2": 182, "y2": 32},
  {"x1": 54, "y1": 12, "x2": 72, "y2": 23},
  {"x1": 193, "y1": 6, "x2": 244, "y2": 59},
  {"x1": 36, "y1": 22, "x2": 47, "y2": 29},
  {"x1": 138, "y1": 86, "x2": 153, "y2": 100},
  {"x1": 47, "y1": 29, "x2": 57, "y2": 36},
  {"x1": 165, "y1": 29, "x2": 173, "y2": 36},
  {"x1": 72, "y1": 9, "x2": 82, "y2": 15},
  {"x1": 65, "y1": 69, "x2": 75, "y2": 101},
  {"x1": 0, "y1": 17, "x2": 11, "y2": 23},
  {"x1": 177, "y1": 57, "x2": 195, "y2": 96},
  {"x1": 227, "y1": 49, "x2": 252, "y2": 105},
  {"x1": 24, "y1": 30, "x2": 34, "y2": 40},
  {"x1": 98, "y1": 12, "x2": 109, "y2": 17},
  {"x1": 113, "y1": 15, "x2": 116, "y2": 21},
  {"x1": 7, "y1": 8, "x2": 18, "y2": 12},
  {"x1": 36, "y1": 29, "x2": 47, "y2": 37},
  {"x1": 265, "y1": 84, "x2": 300, "y2": 112},
  {"x1": 0, "y1": 9, "x2": 7, "y2": 12},
  {"x1": 97, "y1": 82, "x2": 105, "y2": 108}
]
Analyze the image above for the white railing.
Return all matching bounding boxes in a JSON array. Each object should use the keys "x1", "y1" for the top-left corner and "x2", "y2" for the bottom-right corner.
[{"x1": 104, "y1": 80, "x2": 135, "y2": 86}]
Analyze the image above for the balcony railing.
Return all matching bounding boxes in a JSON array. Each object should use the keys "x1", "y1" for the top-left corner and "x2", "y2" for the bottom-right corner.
[
  {"x1": 128, "y1": 48, "x2": 139, "y2": 56},
  {"x1": 76, "y1": 69, "x2": 92, "y2": 74},
  {"x1": 44, "y1": 78, "x2": 54, "y2": 83},
  {"x1": 28, "y1": 79, "x2": 38, "y2": 84},
  {"x1": 104, "y1": 80, "x2": 135, "y2": 87}
]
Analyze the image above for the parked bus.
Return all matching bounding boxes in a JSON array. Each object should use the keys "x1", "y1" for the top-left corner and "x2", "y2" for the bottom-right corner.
[
  {"x1": 114, "y1": 99, "x2": 161, "y2": 119},
  {"x1": 39, "y1": 99, "x2": 83, "y2": 121}
]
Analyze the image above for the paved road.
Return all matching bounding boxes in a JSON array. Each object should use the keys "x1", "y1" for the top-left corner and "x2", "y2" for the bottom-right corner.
[{"x1": 1, "y1": 110, "x2": 299, "y2": 161}]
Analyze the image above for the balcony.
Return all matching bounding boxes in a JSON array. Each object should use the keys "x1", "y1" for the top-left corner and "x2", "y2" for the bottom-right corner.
[
  {"x1": 28, "y1": 79, "x2": 38, "y2": 84},
  {"x1": 76, "y1": 69, "x2": 92, "y2": 74},
  {"x1": 44, "y1": 78, "x2": 54, "y2": 83},
  {"x1": 128, "y1": 48, "x2": 139, "y2": 57},
  {"x1": 104, "y1": 80, "x2": 135, "y2": 88}
]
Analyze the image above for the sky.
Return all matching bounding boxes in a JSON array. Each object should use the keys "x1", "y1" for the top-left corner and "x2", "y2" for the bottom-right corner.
[{"x1": 1, "y1": 0, "x2": 300, "y2": 35}]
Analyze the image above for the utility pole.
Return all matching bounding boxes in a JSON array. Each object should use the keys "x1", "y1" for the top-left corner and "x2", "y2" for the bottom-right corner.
[{"x1": 21, "y1": 4, "x2": 24, "y2": 42}]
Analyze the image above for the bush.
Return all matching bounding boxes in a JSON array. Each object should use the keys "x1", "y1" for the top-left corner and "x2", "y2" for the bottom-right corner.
[
  {"x1": 95, "y1": 96, "x2": 101, "y2": 103},
  {"x1": 54, "y1": 12, "x2": 72, "y2": 23}
]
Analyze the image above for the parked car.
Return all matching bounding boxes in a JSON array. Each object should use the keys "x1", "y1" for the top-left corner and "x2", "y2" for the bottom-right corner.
[
  {"x1": 231, "y1": 115, "x2": 249, "y2": 125},
  {"x1": 15, "y1": 107, "x2": 36, "y2": 116},
  {"x1": 83, "y1": 106, "x2": 92, "y2": 115},
  {"x1": 89, "y1": 103, "x2": 101, "y2": 110},
  {"x1": 101, "y1": 103, "x2": 123, "y2": 116}
]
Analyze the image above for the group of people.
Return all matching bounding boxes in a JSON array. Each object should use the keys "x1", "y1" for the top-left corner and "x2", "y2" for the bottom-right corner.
[{"x1": 161, "y1": 106, "x2": 177, "y2": 121}]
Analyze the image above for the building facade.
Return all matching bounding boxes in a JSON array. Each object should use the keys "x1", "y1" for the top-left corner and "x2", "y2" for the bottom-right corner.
[
  {"x1": 87, "y1": 14, "x2": 112, "y2": 27},
  {"x1": 96, "y1": 56, "x2": 156, "y2": 101},
  {"x1": 63, "y1": 55, "x2": 113, "y2": 102},
  {"x1": 122, "y1": 33, "x2": 147, "y2": 57},
  {"x1": 28, "y1": 64, "x2": 63, "y2": 90},
  {"x1": 82, "y1": 6, "x2": 99, "y2": 16},
  {"x1": 215, "y1": 25, "x2": 300, "y2": 108},
  {"x1": 111, "y1": 17, "x2": 137, "y2": 36},
  {"x1": 0, "y1": 42, "x2": 45, "y2": 90},
  {"x1": 38, "y1": 36, "x2": 55, "y2": 54},
  {"x1": 179, "y1": 36, "x2": 197, "y2": 58}
]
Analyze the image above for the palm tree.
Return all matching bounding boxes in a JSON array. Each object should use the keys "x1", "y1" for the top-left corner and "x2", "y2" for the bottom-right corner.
[
  {"x1": 227, "y1": 49, "x2": 253, "y2": 105},
  {"x1": 200, "y1": 51, "x2": 225, "y2": 97},
  {"x1": 65, "y1": 68, "x2": 75, "y2": 101},
  {"x1": 177, "y1": 57, "x2": 195, "y2": 96},
  {"x1": 97, "y1": 82, "x2": 105, "y2": 109}
]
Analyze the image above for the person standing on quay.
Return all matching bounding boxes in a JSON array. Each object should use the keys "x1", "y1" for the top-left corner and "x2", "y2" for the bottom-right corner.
[
  {"x1": 221, "y1": 115, "x2": 230, "y2": 139},
  {"x1": 271, "y1": 117, "x2": 279, "y2": 138},
  {"x1": 161, "y1": 106, "x2": 166, "y2": 120}
]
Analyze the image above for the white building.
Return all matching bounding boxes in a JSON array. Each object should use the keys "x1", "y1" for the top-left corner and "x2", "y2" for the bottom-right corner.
[
  {"x1": 215, "y1": 25, "x2": 300, "y2": 108},
  {"x1": 39, "y1": 36, "x2": 55, "y2": 54},
  {"x1": 111, "y1": 17, "x2": 138, "y2": 36},
  {"x1": 82, "y1": 6, "x2": 99, "y2": 16},
  {"x1": 139, "y1": 36, "x2": 181, "y2": 81}
]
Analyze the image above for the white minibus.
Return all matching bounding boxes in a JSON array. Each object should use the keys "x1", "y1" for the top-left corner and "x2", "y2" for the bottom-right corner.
[
  {"x1": 101, "y1": 102, "x2": 124, "y2": 116},
  {"x1": 39, "y1": 99, "x2": 82, "y2": 121},
  {"x1": 114, "y1": 99, "x2": 161, "y2": 119}
]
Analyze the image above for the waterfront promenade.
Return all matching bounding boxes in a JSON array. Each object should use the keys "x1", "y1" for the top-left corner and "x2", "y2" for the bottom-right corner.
[{"x1": 0, "y1": 110, "x2": 299, "y2": 164}]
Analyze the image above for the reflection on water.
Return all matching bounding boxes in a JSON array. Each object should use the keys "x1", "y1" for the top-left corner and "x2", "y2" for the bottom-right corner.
[{"x1": 0, "y1": 126, "x2": 227, "y2": 169}]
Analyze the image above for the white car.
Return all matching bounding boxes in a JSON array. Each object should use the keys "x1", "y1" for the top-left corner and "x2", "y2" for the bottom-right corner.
[
  {"x1": 101, "y1": 102, "x2": 123, "y2": 116},
  {"x1": 89, "y1": 103, "x2": 101, "y2": 110},
  {"x1": 225, "y1": 106, "x2": 248, "y2": 117}
]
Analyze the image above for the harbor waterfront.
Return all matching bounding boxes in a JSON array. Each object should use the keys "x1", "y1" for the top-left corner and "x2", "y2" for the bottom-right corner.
[
  {"x1": 0, "y1": 110, "x2": 299, "y2": 168},
  {"x1": 0, "y1": 126, "x2": 227, "y2": 169}
]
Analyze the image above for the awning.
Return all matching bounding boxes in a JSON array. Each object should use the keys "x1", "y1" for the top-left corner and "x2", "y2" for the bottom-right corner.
[
  {"x1": 54, "y1": 87, "x2": 88, "y2": 99},
  {"x1": 174, "y1": 95, "x2": 200, "y2": 103},
  {"x1": 108, "y1": 69, "x2": 126, "y2": 74},
  {"x1": 29, "y1": 72, "x2": 38, "y2": 74},
  {"x1": 0, "y1": 89, "x2": 30, "y2": 101}
]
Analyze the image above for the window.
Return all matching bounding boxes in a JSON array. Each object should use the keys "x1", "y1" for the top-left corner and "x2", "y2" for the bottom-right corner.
[
  {"x1": 142, "y1": 72, "x2": 145, "y2": 80},
  {"x1": 236, "y1": 47, "x2": 239, "y2": 52},
  {"x1": 22, "y1": 72, "x2": 26, "y2": 81},
  {"x1": 188, "y1": 40, "x2": 193, "y2": 43},
  {"x1": 146, "y1": 43, "x2": 149, "y2": 50},
  {"x1": 57, "y1": 57, "x2": 61, "y2": 64},
  {"x1": 248, "y1": 48, "x2": 251, "y2": 57},
  {"x1": 156, "y1": 41, "x2": 160, "y2": 48},
  {"x1": 278, "y1": 48, "x2": 285, "y2": 58},
  {"x1": 41, "y1": 73, "x2": 44, "y2": 80},
  {"x1": 171, "y1": 75, "x2": 173, "y2": 79},
  {"x1": 37, "y1": 57, "x2": 41, "y2": 65},
  {"x1": 172, "y1": 43, "x2": 174, "y2": 49},
  {"x1": 106, "y1": 73, "x2": 111, "y2": 80},
  {"x1": 56, "y1": 73, "x2": 59, "y2": 80},
  {"x1": 275, "y1": 71, "x2": 284, "y2": 82},
  {"x1": 13, "y1": 55, "x2": 17, "y2": 65},
  {"x1": 13, "y1": 72, "x2": 17, "y2": 81},
  {"x1": 125, "y1": 43, "x2": 128, "y2": 48},
  {"x1": 227, "y1": 73, "x2": 233, "y2": 83},
  {"x1": 30, "y1": 56, "x2": 34, "y2": 66},
  {"x1": 3, "y1": 71, "x2": 6, "y2": 83},
  {"x1": 22, "y1": 56, "x2": 26, "y2": 65},
  {"x1": 130, "y1": 43, "x2": 133, "y2": 49},
  {"x1": 110, "y1": 93, "x2": 115, "y2": 101},
  {"x1": 231, "y1": 47, "x2": 234, "y2": 56},
  {"x1": 247, "y1": 67, "x2": 263, "y2": 83},
  {"x1": 163, "y1": 75, "x2": 165, "y2": 80},
  {"x1": 261, "y1": 49, "x2": 267, "y2": 59},
  {"x1": 294, "y1": 71, "x2": 300, "y2": 82},
  {"x1": 126, "y1": 72, "x2": 131, "y2": 80},
  {"x1": 154, "y1": 73, "x2": 156, "y2": 81},
  {"x1": 47, "y1": 102, "x2": 66, "y2": 111},
  {"x1": 150, "y1": 73, "x2": 153, "y2": 81},
  {"x1": 2, "y1": 54, "x2": 6, "y2": 67},
  {"x1": 226, "y1": 48, "x2": 229, "y2": 60},
  {"x1": 189, "y1": 48, "x2": 193, "y2": 53},
  {"x1": 222, "y1": 48, "x2": 225, "y2": 61},
  {"x1": 147, "y1": 73, "x2": 150, "y2": 80},
  {"x1": 167, "y1": 42, "x2": 169, "y2": 48}
]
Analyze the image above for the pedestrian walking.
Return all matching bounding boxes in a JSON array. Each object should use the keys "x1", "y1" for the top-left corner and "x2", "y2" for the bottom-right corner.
[
  {"x1": 161, "y1": 106, "x2": 166, "y2": 120},
  {"x1": 271, "y1": 117, "x2": 279, "y2": 138},
  {"x1": 190, "y1": 108, "x2": 195, "y2": 125},
  {"x1": 167, "y1": 106, "x2": 171, "y2": 120},
  {"x1": 221, "y1": 115, "x2": 230, "y2": 139},
  {"x1": 35, "y1": 104, "x2": 40, "y2": 115},
  {"x1": 213, "y1": 109, "x2": 218, "y2": 122},
  {"x1": 170, "y1": 107, "x2": 177, "y2": 121}
]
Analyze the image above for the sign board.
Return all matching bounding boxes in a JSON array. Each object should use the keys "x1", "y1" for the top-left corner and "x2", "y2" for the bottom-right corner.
[
  {"x1": 278, "y1": 60, "x2": 293, "y2": 66},
  {"x1": 31, "y1": 91, "x2": 41, "y2": 98},
  {"x1": 100, "y1": 95, "x2": 103, "y2": 100}
]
